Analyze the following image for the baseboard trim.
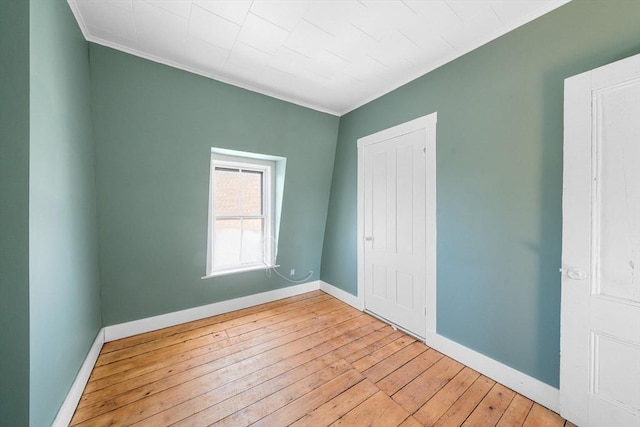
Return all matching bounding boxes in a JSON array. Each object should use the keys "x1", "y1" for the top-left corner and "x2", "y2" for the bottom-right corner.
[
  {"x1": 52, "y1": 328, "x2": 105, "y2": 427},
  {"x1": 424, "y1": 330, "x2": 560, "y2": 412},
  {"x1": 319, "y1": 280, "x2": 363, "y2": 310},
  {"x1": 103, "y1": 281, "x2": 321, "y2": 342}
]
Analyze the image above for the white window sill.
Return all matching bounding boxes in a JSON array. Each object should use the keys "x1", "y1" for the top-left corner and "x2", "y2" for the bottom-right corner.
[{"x1": 201, "y1": 264, "x2": 279, "y2": 280}]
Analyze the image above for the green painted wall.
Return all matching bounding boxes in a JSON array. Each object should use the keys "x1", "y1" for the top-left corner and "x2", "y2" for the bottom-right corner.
[
  {"x1": 89, "y1": 46, "x2": 340, "y2": 325},
  {"x1": 321, "y1": 0, "x2": 640, "y2": 387},
  {"x1": 0, "y1": 0, "x2": 30, "y2": 424},
  {"x1": 29, "y1": 1, "x2": 102, "y2": 425}
]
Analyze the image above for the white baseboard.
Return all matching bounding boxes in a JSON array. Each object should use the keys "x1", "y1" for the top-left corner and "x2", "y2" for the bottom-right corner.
[
  {"x1": 103, "y1": 281, "x2": 321, "y2": 342},
  {"x1": 319, "y1": 280, "x2": 363, "y2": 310},
  {"x1": 424, "y1": 330, "x2": 560, "y2": 413},
  {"x1": 52, "y1": 328, "x2": 105, "y2": 427}
]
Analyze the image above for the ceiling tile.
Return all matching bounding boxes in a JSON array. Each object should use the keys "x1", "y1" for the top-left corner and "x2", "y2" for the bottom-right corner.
[
  {"x1": 193, "y1": 0, "x2": 251, "y2": 25},
  {"x1": 183, "y1": 36, "x2": 229, "y2": 74},
  {"x1": 302, "y1": 0, "x2": 366, "y2": 36},
  {"x1": 189, "y1": 4, "x2": 240, "y2": 50},
  {"x1": 283, "y1": 19, "x2": 336, "y2": 59},
  {"x1": 267, "y1": 46, "x2": 315, "y2": 75},
  {"x1": 145, "y1": 0, "x2": 192, "y2": 19},
  {"x1": 250, "y1": 0, "x2": 311, "y2": 32},
  {"x1": 228, "y1": 41, "x2": 272, "y2": 68},
  {"x1": 490, "y1": 1, "x2": 557, "y2": 24},
  {"x1": 237, "y1": 13, "x2": 290, "y2": 55},
  {"x1": 400, "y1": 1, "x2": 461, "y2": 43},
  {"x1": 441, "y1": 13, "x2": 503, "y2": 51},
  {"x1": 133, "y1": 1, "x2": 189, "y2": 60}
]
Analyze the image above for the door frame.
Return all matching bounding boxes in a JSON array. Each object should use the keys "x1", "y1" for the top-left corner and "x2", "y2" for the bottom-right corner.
[
  {"x1": 356, "y1": 112, "x2": 438, "y2": 338},
  {"x1": 560, "y1": 54, "x2": 640, "y2": 426}
]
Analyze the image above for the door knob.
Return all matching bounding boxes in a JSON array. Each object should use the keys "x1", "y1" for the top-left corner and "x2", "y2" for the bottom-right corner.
[
  {"x1": 566, "y1": 267, "x2": 587, "y2": 280},
  {"x1": 364, "y1": 236, "x2": 374, "y2": 242}
]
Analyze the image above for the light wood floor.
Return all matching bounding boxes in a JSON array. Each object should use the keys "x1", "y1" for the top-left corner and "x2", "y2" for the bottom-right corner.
[{"x1": 71, "y1": 291, "x2": 574, "y2": 426}]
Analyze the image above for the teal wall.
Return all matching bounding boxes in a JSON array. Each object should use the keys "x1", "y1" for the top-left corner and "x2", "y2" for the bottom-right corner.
[
  {"x1": 321, "y1": 0, "x2": 640, "y2": 387},
  {"x1": 29, "y1": 1, "x2": 102, "y2": 425},
  {"x1": 0, "y1": 0, "x2": 31, "y2": 424},
  {"x1": 89, "y1": 46, "x2": 340, "y2": 325}
]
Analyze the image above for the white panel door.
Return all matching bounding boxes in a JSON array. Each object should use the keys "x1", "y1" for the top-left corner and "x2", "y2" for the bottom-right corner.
[
  {"x1": 561, "y1": 54, "x2": 640, "y2": 427},
  {"x1": 358, "y1": 112, "x2": 438, "y2": 339}
]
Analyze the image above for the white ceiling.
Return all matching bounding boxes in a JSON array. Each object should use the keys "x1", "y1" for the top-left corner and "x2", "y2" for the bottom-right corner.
[{"x1": 68, "y1": 0, "x2": 570, "y2": 116}]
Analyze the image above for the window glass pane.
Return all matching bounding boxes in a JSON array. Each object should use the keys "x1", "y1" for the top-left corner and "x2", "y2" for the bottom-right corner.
[
  {"x1": 214, "y1": 219, "x2": 241, "y2": 268},
  {"x1": 240, "y1": 170, "x2": 263, "y2": 215},
  {"x1": 241, "y1": 218, "x2": 264, "y2": 264},
  {"x1": 214, "y1": 168, "x2": 240, "y2": 215}
]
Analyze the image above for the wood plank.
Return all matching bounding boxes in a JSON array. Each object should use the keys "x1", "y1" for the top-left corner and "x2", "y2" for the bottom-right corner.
[
  {"x1": 462, "y1": 383, "x2": 516, "y2": 426},
  {"x1": 362, "y1": 341, "x2": 428, "y2": 384},
  {"x1": 351, "y1": 335, "x2": 416, "y2": 372},
  {"x1": 392, "y1": 356, "x2": 465, "y2": 413},
  {"x1": 344, "y1": 330, "x2": 405, "y2": 363},
  {"x1": 290, "y1": 379, "x2": 379, "y2": 427},
  {"x1": 250, "y1": 369, "x2": 364, "y2": 427},
  {"x1": 495, "y1": 394, "x2": 534, "y2": 427},
  {"x1": 223, "y1": 298, "x2": 348, "y2": 337},
  {"x1": 399, "y1": 415, "x2": 425, "y2": 427},
  {"x1": 522, "y1": 403, "x2": 566, "y2": 427},
  {"x1": 433, "y1": 375, "x2": 495, "y2": 427},
  {"x1": 330, "y1": 391, "x2": 411, "y2": 427},
  {"x1": 376, "y1": 348, "x2": 443, "y2": 396},
  {"x1": 203, "y1": 359, "x2": 354, "y2": 426},
  {"x1": 413, "y1": 366, "x2": 480, "y2": 426}
]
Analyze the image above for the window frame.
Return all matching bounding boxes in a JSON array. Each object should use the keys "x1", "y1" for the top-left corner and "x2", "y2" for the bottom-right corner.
[{"x1": 205, "y1": 153, "x2": 275, "y2": 277}]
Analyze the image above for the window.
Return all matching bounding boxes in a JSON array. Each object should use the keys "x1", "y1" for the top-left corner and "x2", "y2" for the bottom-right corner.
[{"x1": 205, "y1": 152, "x2": 277, "y2": 277}]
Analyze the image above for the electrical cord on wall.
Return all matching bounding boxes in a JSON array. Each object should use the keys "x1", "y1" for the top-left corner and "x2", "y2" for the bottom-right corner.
[{"x1": 264, "y1": 264, "x2": 313, "y2": 283}]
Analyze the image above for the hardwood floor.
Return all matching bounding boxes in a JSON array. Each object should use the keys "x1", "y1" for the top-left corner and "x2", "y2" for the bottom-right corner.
[{"x1": 71, "y1": 291, "x2": 573, "y2": 426}]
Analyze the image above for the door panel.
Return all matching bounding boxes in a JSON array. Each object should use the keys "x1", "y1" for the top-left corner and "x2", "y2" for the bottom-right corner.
[
  {"x1": 596, "y1": 83, "x2": 640, "y2": 302},
  {"x1": 363, "y1": 129, "x2": 426, "y2": 338}
]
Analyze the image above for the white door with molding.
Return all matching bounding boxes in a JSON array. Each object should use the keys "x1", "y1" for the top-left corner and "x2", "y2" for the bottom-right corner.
[
  {"x1": 561, "y1": 54, "x2": 640, "y2": 427},
  {"x1": 357, "y1": 113, "x2": 437, "y2": 339}
]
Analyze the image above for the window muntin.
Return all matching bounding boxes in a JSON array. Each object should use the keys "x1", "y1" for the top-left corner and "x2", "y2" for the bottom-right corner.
[{"x1": 206, "y1": 155, "x2": 274, "y2": 276}]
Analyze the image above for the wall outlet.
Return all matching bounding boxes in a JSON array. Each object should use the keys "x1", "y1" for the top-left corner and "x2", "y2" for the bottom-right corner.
[{"x1": 290, "y1": 269, "x2": 295, "y2": 276}]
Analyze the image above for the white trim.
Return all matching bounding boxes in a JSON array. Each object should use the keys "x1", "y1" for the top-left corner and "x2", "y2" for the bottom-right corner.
[
  {"x1": 424, "y1": 331, "x2": 560, "y2": 413},
  {"x1": 319, "y1": 280, "x2": 363, "y2": 311},
  {"x1": 357, "y1": 112, "x2": 438, "y2": 338},
  {"x1": 52, "y1": 328, "x2": 105, "y2": 427},
  {"x1": 206, "y1": 154, "x2": 275, "y2": 277},
  {"x1": 103, "y1": 281, "x2": 320, "y2": 342}
]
